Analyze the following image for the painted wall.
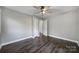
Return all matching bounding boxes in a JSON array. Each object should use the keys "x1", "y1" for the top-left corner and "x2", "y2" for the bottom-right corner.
[
  {"x1": 76, "y1": 8, "x2": 79, "y2": 43},
  {"x1": 1, "y1": 7, "x2": 33, "y2": 44},
  {"x1": 32, "y1": 16, "x2": 39, "y2": 37},
  {"x1": 48, "y1": 10, "x2": 77, "y2": 42},
  {"x1": 43, "y1": 19, "x2": 47, "y2": 36},
  {"x1": 0, "y1": 7, "x2": 1, "y2": 45}
]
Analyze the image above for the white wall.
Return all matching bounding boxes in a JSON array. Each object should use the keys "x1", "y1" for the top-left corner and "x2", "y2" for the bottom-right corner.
[
  {"x1": 1, "y1": 7, "x2": 33, "y2": 44},
  {"x1": 76, "y1": 8, "x2": 79, "y2": 43},
  {"x1": 43, "y1": 19, "x2": 47, "y2": 36},
  {"x1": 0, "y1": 8, "x2": 1, "y2": 32},
  {"x1": 0, "y1": 7, "x2": 1, "y2": 45},
  {"x1": 32, "y1": 16, "x2": 39, "y2": 37},
  {"x1": 48, "y1": 10, "x2": 77, "y2": 42}
]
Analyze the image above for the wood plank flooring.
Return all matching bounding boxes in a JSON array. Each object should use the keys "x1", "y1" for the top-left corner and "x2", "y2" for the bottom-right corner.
[{"x1": 0, "y1": 35, "x2": 79, "y2": 53}]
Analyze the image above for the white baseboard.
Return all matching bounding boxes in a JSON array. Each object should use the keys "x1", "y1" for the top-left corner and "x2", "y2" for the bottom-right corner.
[
  {"x1": 49, "y1": 35, "x2": 79, "y2": 46},
  {"x1": 1, "y1": 35, "x2": 79, "y2": 49},
  {"x1": 1, "y1": 36, "x2": 33, "y2": 47}
]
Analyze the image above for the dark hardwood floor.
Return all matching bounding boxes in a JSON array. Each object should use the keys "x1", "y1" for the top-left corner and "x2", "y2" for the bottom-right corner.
[{"x1": 0, "y1": 35, "x2": 79, "y2": 53}]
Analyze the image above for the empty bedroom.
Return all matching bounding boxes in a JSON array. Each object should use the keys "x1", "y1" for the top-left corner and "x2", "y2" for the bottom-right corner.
[{"x1": 0, "y1": 6, "x2": 79, "y2": 53}]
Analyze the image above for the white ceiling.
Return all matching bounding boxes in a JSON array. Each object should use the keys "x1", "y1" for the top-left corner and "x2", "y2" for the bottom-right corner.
[{"x1": 5, "y1": 6, "x2": 78, "y2": 18}]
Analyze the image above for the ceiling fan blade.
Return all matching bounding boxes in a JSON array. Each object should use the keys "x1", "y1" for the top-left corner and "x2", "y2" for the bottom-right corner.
[{"x1": 47, "y1": 9, "x2": 63, "y2": 13}]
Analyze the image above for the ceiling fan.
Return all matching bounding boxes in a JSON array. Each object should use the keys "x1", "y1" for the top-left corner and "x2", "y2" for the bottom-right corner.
[
  {"x1": 34, "y1": 6, "x2": 49, "y2": 14},
  {"x1": 33, "y1": 6, "x2": 52, "y2": 15},
  {"x1": 33, "y1": 6, "x2": 62, "y2": 15},
  {"x1": 33, "y1": 6, "x2": 62, "y2": 18}
]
